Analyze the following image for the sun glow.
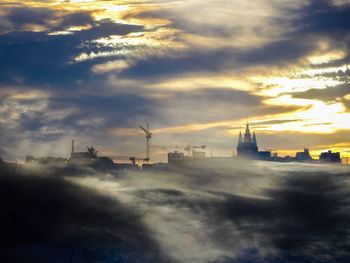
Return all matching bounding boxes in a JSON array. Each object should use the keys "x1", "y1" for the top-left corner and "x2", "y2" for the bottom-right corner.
[
  {"x1": 262, "y1": 95, "x2": 350, "y2": 132},
  {"x1": 254, "y1": 76, "x2": 341, "y2": 96},
  {"x1": 307, "y1": 49, "x2": 347, "y2": 65}
]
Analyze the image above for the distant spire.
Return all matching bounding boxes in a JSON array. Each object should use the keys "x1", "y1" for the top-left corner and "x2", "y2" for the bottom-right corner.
[
  {"x1": 238, "y1": 131, "x2": 243, "y2": 147},
  {"x1": 252, "y1": 132, "x2": 257, "y2": 147},
  {"x1": 244, "y1": 122, "x2": 251, "y2": 143}
]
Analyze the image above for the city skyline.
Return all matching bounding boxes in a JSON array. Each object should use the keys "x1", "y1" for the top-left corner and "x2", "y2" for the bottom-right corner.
[
  {"x1": 18, "y1": 122, "x2": 348, "y2": 164},
  {"x1": 0, "y1": 0, "x2": 349, "y2": 162}
]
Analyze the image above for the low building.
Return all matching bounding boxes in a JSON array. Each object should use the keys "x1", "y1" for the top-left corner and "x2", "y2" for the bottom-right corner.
[
  {"x1": 70, "y1": 152, "x2": 91, "y2": 163},
  {"x1": 192, "y1": 150, "x2": 206, "y2": 159},
  {"x1": 168, "y1": 151, "x2": 185, "y2": 164},
  {"x1": 319, "y1": 150, "x2": 341, "y2": 163},
  {"x1": 257, "y1": 151, "x2": 271, "y2": 160},
  {"x1": 69, "y1": 139, "x2": 97, "y2": 164}
]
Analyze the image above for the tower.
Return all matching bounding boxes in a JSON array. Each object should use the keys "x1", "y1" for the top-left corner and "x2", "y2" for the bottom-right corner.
[
  {"x1": 244, "y1": 122, "x2": 252, "y2": 143},
  {"x1": 252, "y1": 132, "x2": 257, "y2": 148},
  {"x1": 236, "y1": 122, "x2": 258, "y2": 157},
  {"x1": 238, "y1": 131, "x2": 243, "y2": 147},
  {"x1": 139, "y1": 123, "x2": 152, "y2": 162}
]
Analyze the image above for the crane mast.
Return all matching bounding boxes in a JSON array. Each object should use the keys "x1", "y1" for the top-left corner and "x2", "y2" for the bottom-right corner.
[{"x1": 139, "y1": 122, "x2": 152, "y2": 162}]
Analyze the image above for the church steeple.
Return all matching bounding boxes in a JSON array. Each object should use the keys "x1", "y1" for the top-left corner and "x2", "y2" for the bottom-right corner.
[
  {"x1": 236, "y1": 121, "x2": 261, "y2": 158},
  {"x1": 252, "y1": 132, "x2": 257, "y2": 147},
  {"x1": 244, "y1": 122, "x2": 252, "y2": 143},
  {"x1": 238, "y1": 131, "x2": 243, "y2": 147}
]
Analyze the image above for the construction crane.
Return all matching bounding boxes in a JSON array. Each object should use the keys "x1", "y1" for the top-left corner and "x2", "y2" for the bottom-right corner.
[{"x1": 139, "y1": 123, "x2": 152, "y2": 162}]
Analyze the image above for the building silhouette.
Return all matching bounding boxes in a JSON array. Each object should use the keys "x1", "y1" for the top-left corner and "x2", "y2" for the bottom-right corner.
[
  {"x1": 295, "y1": 148, "x2": 313, "y2": 161},
  {"x1": 319, "y1": 150, "x2": 341, "y2": 163},
  {"x1": 237, "y1": 123, "x2": 270, "y2": 159},
  {"x1": 70, "y1": 139, "x2": 98, "y2": 163},
  {"x1": 168, "y1": 151, "x2": 185, "y2": 164}
]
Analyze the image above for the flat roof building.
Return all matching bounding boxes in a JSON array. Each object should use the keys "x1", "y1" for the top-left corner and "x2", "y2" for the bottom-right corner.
[{"x1": 319, "y1": 150, "x2": 341, "y2": 163}]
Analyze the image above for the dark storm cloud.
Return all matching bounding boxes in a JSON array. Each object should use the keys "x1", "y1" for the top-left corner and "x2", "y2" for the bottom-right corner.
[
  {"x1": 74, "y1": 20, "x2": 145, "y2": 40},
  {"x1": 290, "y1": 83, "x2": 350, "y2": 101},
  {"x1": 0, "y1": 5, "x2": 145, "y2": 88},
  {"x1": 155, "y1": 88, "x2": 302, "y2": 126},
  {"x1": 1, "y1": 0, "x2": 349, "y2": 87},
  {"x1": 57, "y1": 12, "x2": 95, "y2": 29},
  {"x1": 121, "y1": 38, "x2": 314, "y2": 80},
  {"x1": 4, "y1": 7, "x2": 56, "y2": 29},
  {"x1": 296, "y1": 0, "x2": 350, "y2": 35},
  {"x1": 119, "y1": 0, "x2": 350, "y2": 80},
  {"x1": 0, "y1": 7, "x2": 96, "y2": 34},
  {"x1": 48, "y1": 94, "x2": 158, "y2": 129},
  {"x1": 1, "y1": 0, "x2": 348, "y2": 87},
  {"x1": 0, "y1": 21, "x2": 144, "y2": 86},
  {"x1": 0, "y1": 92, "x2": 157, "y2": 144},
  {"x1": 292, "y1": 0, "x2": 350, "y2": 67}
]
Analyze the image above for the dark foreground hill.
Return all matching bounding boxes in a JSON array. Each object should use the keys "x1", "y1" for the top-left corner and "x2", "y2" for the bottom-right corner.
[{"x1": 0, "y1": 170, "x2": 170, "y2": 263}]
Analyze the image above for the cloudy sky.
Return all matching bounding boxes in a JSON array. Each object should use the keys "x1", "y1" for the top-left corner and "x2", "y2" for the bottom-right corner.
[{"x1": 0, "y1": 0, "x2": 349, "y2": 161}]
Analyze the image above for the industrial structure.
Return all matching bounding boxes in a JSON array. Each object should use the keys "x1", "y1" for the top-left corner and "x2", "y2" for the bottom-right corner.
[
  {"x1": 70, "y1": 139, "x2": 98, "y2": 163},
  {"x1": 139, "y1": 123, "x2": 152, "y2": 163}
]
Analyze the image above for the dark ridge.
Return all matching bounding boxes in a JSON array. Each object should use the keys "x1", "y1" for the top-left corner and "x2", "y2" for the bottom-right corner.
[{"x1": 0, "y1": 171, "x2": 171, "y2": 263}]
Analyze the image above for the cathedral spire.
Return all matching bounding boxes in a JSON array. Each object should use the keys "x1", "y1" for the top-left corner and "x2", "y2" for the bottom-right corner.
[
  {"x1": 238, "y1": 131, "x2": 243, "y2": 147},
  {"x1": 252, "y1": 132, "x2": 257, "y2": 147},
  {"x1": 244, "y1": 122, "x2": 251, "y2": 143}
]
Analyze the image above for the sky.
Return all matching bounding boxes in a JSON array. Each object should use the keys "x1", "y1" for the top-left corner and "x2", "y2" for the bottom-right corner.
[{"x1": 0, "y1": 0, "x2": 349, "y2": 161}]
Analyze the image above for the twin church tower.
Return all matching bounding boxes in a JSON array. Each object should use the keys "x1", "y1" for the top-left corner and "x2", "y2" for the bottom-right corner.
[{"x1": 236, "y1": 122, "x2": 270, "y2": 159}]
